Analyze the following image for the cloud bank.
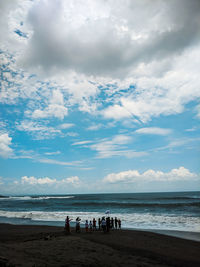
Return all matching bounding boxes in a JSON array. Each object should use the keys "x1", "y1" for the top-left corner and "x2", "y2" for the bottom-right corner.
[
  {"x1": 20, "y1": 175, "x2": 80, "y2": 186},
  {"x1": 104, "y1": 167, "x2": 199, "y2": 183},
  {"x1": 1, "y1": 0, "x2": 200, "y2": 124},
  {"x1": 21, "y1": 0, "x2": 200, "y2": 77}
]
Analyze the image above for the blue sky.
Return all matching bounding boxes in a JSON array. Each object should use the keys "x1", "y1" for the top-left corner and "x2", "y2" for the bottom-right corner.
[{"x1": 0, "y1": 0, "x2": 200, "y2": 195}]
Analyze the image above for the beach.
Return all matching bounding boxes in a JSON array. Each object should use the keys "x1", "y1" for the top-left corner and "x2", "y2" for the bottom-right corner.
[{"x1": 0, "y1": 223, "x2": 200, "y2": 267}]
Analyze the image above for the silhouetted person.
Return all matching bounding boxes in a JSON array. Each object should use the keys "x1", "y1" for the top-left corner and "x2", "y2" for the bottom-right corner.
[
  {"x1": 115, "y1": 217, "x2": 118, "y2": 229},
  {"x1": 106, "y1": 217, "x2": 110, "y2": 232},
  {"x1": 111, "y1": 217, "x2": 114, "y2": 229},
  {"x1": 101, "y1": 217, "x2": 106, "y2": 233},
  {"x1": 98, "y1": 218, "x2": 101, "y2": 230},
  {"x1": 85, "y1": 220, "x2": 88, "y2": 232},
  {"x1": 76, "y1": 217, "x2": 81, "y2": 233},
  {"x1": 65, "y1": 216, "x2": 71, "y2": 233},
  {"x1": 93, "y1": 218, "x2": 96, "y2": 231},
  {"x1": 89, "y1": 220, "x2": 92, "y2": 232},
  {"x1": 118, "y1": 219, "x2": 121, "y2": 229}
]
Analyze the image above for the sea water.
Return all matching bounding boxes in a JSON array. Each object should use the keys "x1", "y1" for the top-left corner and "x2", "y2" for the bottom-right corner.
[{"x1": 0, "y1": 191, "x2": 200, "y2": 232}]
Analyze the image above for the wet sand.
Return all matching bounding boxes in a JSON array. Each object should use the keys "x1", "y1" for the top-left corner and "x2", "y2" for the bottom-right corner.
[
  {"x1": 0, "y1": 223, "x2": 200, "y2": 267},
  {"x1": 149, "y1": 229, "x2": 200, "y2": 242}
]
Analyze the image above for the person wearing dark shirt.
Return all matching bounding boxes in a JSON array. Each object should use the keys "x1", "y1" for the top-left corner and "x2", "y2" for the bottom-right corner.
[
  {"x1": 93, "y1": 218, "x2": 96, "y2": 231},
  {"x1": 106, "y1": 217, "x2": 110, "y2": 232},
  {"x1": 114, "y1": 217, "x2": 118, "y2": 229},
  {"x1": 76, "y1": 217, "x2": 81, "y2": 233},
  {"x1": 111, "y1": 217, "x2": 114, "y2": 229},
  {"x1": 98, "y1": 218, "x2": 101, "y2": 230},
  {"x1": 65, "y1": 216, "x2": 71, "y2": 233},
  {"x1": 118, "y1": 219, "x2": 121, "y2": 229},
  {"x1": 101, "y1": 217, "x2": 106, "y2": 233}
]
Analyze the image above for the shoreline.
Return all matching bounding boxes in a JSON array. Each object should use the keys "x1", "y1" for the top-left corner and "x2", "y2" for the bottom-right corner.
[
  {"x1": 1, "y1": 216, "x2": 200, "y2": 242},
  {"x1": 0, "y1": 223, "x2": 200, "y2": 266},
  {"x1": 148, "y1": 228, "x2": 200, "y2": 242}
]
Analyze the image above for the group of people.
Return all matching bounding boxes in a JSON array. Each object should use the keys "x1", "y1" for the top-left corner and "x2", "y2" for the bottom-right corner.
[
  {"x1": 98, "y1": 216, "x2": 121, "y2": 233},
  {"x1": 65, "y1": 216, "x2": 121, "y2": 233}
]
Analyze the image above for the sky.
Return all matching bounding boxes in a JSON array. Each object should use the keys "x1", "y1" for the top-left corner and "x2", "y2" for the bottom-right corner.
[{"x1": 0, "y1": 0, "x2": 200, "y2": 195}]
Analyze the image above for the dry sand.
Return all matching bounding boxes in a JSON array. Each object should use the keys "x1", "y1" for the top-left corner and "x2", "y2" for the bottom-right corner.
[{"x1": 0, "y1": 223, "x2": 200, "y2": 267}]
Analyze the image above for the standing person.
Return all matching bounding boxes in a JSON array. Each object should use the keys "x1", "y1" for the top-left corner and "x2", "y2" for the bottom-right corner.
[
  {"x1": 106, "y1": 217, "x2": 110, "y2": 232},
  {"x1": 89, "y1": 220, "x2": 92, "y2": 232},
  {"x1": 111, "y1": 217, "x2": 114, "y2": 229},
  {"x1": 114, "y1": 217, "x2": 118, "y2": 229},
  {"x1": 76, "y1": 217, "x2": 81, "y2": 233},
  {"x1": 118, "y1": 219, "x2": 121, "y2": 229},
  {"x1": 98, "y1": 218, "x2": 101, "y2": 231},
  {"x1": 101, "y1": 217, "x2": 106, "y2": 233},
  {"x1": 93, "y1": 218, "x2": 96, "y2": 231},
  {"x1": 65, "y1": 216, "x2": 71, "y2": 233},
  {"x1": 85, "y1": 220, "x2": 88, "y2": 232}
]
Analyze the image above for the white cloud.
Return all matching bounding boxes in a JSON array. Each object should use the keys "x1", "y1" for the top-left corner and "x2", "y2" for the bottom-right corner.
[
  {"x1": 61, "y1": 176, "x2": 80, "y2": 185},
  {"x1": 32, "y1": 90, "x2": 68, "y2": 120},
  {"x1": 10, "y1": 149, "x2": 84, "y2": 167},
  {"x1": 0, "y1": 0, "x2": 18, "y2": 44},
  {"x1": 0, "y1": 133, "x2": 13, "y2": 158},
  {"x1": 20, "y1": 0, "x2": 200, "y2": 77},
  {"x1": 0, "y1": 177, "x2": 4, "y2": 185},
  {"x1": 89, "y1": 134, "x2": 147, "y2": 158},
  {"x1": 72, "y1": 140, "x2": 93, "y2": 146},
  {"x1": 104, "y1": 167, "x2": 199, "y2": 183},
  {"x1": 102, "y1": 90, "x2": 184, "y2": 123},
  {"x1": 59, "y1": 123, "x2": 74, "y2": 129},
  {"x1": 65, "y1": 132, "x2": 79, "y2": 137},
  {"x1": 102, "y1": 44, "x2": 200, "y2": 123},
  {"x1": 32, "y1": 105, "x2": 68, "y2": 120},
  {"x1": 1, "y1": 0, "x2": 200, "y2": 125},
  {"x1": 44, "y1": 151, "x2": 61, "y2": 156},
  {"x1": 16, "y1": 120, "x2": 61, "y2": 139},
  {"x1": 38, "y1": 158, "x2": 82, "y2": 166},
  {"x1": 154, "y1": 137, "x2": 200, "y2": 152},
  {"x1": 102, "y1": 104, "x2": 132, "y2": 120},
  {"x1": 185, "y1": 127, "x2": 197, "y2": 132},
  {"x1": 0, "y1": 121, "x2": 7, "y2": 129},
  {"x1": 0, "y1": 51, "x2": 40, "y2": 105},
  {"x1": 87, "y1": 123, "x2": 103, "y2": 131},
  {"x1": 195, "y1": 104, "x2": 200, "y2": 119},
  {"x1": 21, "y1": 176, "x2": 56, "y2": 185},
  {"x1": 21, "y1": 175, "x2": 80, "y2": 186},
  {"x1": 135, "y1": 127, "x2": 172, "y2": 135}
]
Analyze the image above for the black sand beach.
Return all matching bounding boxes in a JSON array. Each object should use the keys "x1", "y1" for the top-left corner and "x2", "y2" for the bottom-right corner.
[{"x1": 0, "y1": 223, "x2": 200, "y2": 267}]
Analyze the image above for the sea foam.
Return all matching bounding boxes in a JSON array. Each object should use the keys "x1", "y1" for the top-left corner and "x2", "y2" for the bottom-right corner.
[{"x1": 0, "y1": 210, "x2": 199, "y2": 232}]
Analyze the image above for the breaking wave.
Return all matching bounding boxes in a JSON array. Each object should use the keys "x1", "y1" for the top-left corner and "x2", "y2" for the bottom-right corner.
[
  {"x1": 0, "y1": 196, "x2": 75, "y2": 200},
  {"x1": 0, "y1": 210, "x2": 200, "y2": 232}
]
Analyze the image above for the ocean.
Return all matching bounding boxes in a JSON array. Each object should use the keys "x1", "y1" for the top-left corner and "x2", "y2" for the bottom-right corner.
[{"x1": 0, "y1": 191, "x2": 200, "y2": 232}]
